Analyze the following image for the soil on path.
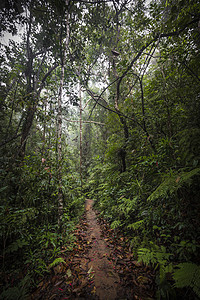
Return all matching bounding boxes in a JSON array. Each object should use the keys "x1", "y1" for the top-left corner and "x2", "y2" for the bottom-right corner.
[
  {"x1": 31, "y1": 199, "x2": 155, "y2": 299},
  {"x1": 84, "y1": 199, "x2": 120, "y2": 299}
]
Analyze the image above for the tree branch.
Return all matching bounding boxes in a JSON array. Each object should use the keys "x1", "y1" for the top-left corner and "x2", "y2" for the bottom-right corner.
[
  {"x1": 65, "y1": 119, "x2": 105, "y2": 125},
  {"x1": 0, "y1": 134, "x2": 22, "y2": 148},
  {"x1": 37, "y1": 63, "x2": 58, "y2": 96},
  {"x1": 116, "y1": 17, "x2": 200, "y2": 103},
  {"x1": 85, "y1": 86, "x2": 144, "y2": 130}
]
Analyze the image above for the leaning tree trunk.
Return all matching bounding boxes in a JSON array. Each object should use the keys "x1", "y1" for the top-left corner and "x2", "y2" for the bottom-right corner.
[{"x1": 57, "y1": 0, "x2": 70, "y2": 228}]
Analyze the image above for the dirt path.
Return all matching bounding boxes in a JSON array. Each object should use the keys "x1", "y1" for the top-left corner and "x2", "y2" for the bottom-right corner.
[
  {"x1": 31, "y1": 199, "x2": 155, "y2": 299},
  {"x1": 85, "y1": 199, "x2": 120, "y2": 299}
]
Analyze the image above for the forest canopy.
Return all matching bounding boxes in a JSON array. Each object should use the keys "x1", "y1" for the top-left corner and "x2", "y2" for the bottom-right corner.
[{"x1": 0, "y1": 0, "x2": 200, "y2": 299}]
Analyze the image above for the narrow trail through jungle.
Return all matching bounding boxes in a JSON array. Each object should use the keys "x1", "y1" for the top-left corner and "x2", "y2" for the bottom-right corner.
[
  {"x1": 31, "y1": 199, "x2": 155, "y2": 299},
  {"x1": 84, "y1": 199, "x2": 119, "y2": 299}
]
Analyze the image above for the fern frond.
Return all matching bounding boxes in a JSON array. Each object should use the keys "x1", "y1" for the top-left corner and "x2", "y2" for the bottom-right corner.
[
  {"x1": 127, "y1": 220, "x2": 144, "y2": 230},
  {"x1": 148, "y1": 168, "x2": 200, "y2": 201},
  {"x1": 137, "y1": 246, "x2": 172, "y2": 268},
  {"x1": 48, "y1": 257, "x2": 66, "y2": 269},
  {"x1": 173, "y1": 263, "x2": 200, "y2": 298},
  {"x1": 138, "y1": 248, "x2": 157, "y2": 266},
  {"x1": 110, "y1": 220, "x2": 121, "y2": 229}
]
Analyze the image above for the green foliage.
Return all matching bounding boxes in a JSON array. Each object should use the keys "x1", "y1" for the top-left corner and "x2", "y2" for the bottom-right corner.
[
  {"x1": 138, "y1": 244, "x2": 172, "y2": 269},
  {"x1": 48, "y1": 257, "x2": 66, "y2": 269},
  {"x1": 148, "y1": 168, "x2": 200, "y2": 201},
  {"x1": 173, "y1": 263, "x2": 200, "y2": 298},
  {"x1": 173, "y1": 240, "x2": 199, "y2": 261},
  {"x1": 137, "y1": 244, "x2": 175, "y2": 299},
  {"x1": 110, "y1": 220, "x2": 122, "y2": 229},
  {"x1": 0, "y1": 286, "x2": 29, "y2": 300},
  {"x1": 178, "y1": 128, "x2": 200, "y2": 166},
  {"x1": 137, "y1": 246, "x2": 200, "y2": 299},
  {"x1": 1, "y1": 0, "x2": 200, "y2": 299},
  {"x1": 128, "y1": 220, "x2": 145, "y2": 231},
  {"x1": 0, "y1": 274, "x2": 32, "y2": 300},
  {"x1": 5, "y1": 239, "x2": 29, "y2": 254},
  {"x1": 0, "y1": 148, "x2": 83, "y2": 298}
]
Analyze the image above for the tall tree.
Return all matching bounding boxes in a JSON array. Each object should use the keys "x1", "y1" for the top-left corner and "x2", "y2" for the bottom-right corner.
[{"x1": 57, "y1": 0, "x2": 70, "y2": 227}]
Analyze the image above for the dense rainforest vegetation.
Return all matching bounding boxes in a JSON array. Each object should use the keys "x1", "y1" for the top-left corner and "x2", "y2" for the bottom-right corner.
[{"x1": 0, "y1": 0, "x2": 200, "y2": 299}]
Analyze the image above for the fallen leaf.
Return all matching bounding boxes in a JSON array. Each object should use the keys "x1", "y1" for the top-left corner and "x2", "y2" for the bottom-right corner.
[
  {"x1": 88, "y1": 266, "x2": 93, "y2": 274},
  {"x1": 91, "y1": 286, "x2": 96, "y2": 294},
  {"x1": 132, "y1": 261, "x2": 143, "y2": 267},
  {"x1": 137, "y1": 275, "x2": 149, "y2": 284},
  {"x1": 37, "y1": 281, "x2": 44, "y2": 287},
  {"x1": 54, "y1": 280, "x2": 64, "y2": 286},
  {"x1": 66, "y1": 269, "x2": 72, "y2": 278}
]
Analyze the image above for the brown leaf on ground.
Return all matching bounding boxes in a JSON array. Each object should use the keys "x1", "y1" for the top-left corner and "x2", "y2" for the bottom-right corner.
[{"x1": 30, "y1": 199, "x2": 156, "y2": 300}]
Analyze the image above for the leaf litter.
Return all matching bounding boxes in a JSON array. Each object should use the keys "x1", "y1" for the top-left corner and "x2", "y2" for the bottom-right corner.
[{"x1": 31, "y1": 199, "x2": 155, "y2": 299}]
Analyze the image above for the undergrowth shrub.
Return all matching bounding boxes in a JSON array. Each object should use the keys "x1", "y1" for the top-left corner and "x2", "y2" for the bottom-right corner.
[
  {"x1": 0, "y1": 152, "x2": 84, "y2": 299},
  {"x1": 88, "y1": 146, "x2": 200, "y2": 299}
]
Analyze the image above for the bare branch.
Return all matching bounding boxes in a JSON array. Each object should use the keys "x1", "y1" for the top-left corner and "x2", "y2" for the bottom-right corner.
[
  {"x1": 85, "y1": 86, "x2": 144, "y2": 130},
  {"x1": 65, "y1": 119, "x2": 105, "y2": 125},
  {"x1": 76, "y1": 0, "x2": 113, "y2": 3}
]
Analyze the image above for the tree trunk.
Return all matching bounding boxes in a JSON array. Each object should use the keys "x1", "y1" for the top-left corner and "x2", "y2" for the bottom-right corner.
[
  {"x1": 18, "y1": 7, "x2": 58, "y2": 159},
  {"x1": 79, "y1": 80, "x2": 83, "y2": 187},
  {"x1": 19, "y1": 104, "x2": 36, "y2": 158},
  {"x1": 112, "y1": 53, "x2": 129, "y2": 172},
  {"x1": 57, "y1": 0, "x2": 70, "y2": 228},
  {"x1": 18, "y1": 9, "x2": 34, "y2": 159}
]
